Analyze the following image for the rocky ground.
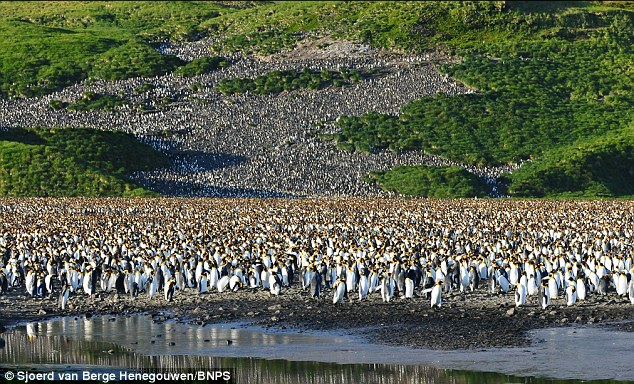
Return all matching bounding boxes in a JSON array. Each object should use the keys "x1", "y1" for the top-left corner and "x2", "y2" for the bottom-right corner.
[{"x1": 1, "y1": 285, "x2": 632, "y2": 350}]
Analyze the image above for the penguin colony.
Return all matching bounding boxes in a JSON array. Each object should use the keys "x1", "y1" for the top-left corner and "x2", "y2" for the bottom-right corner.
[{"x1": 1, "y1": 198, "x2": 633, "y2": 312}]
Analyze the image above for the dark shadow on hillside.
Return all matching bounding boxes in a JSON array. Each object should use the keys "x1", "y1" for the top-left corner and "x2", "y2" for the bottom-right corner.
[
  {"x1": 139, "y1": 136, "x2": 247, "y2": 172},
  {"x1": 143, "y1": 179, "x2": 301, "y2": 198},
  {"x1": 506, "y1": 1, "x2": 591, "y2": 13},
  {"x1": 167, "y1": 150, "x2": 248, "y2": 172},
  {"x1": 0, "y1": 127, "x2": 46, "y2": 145}
]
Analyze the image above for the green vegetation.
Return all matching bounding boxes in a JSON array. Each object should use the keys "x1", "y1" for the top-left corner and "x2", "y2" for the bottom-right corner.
[
  {"x1": 50, "y1": 91, "x2": 126, "y2": 111},
  {"x1": 1, "y1": 1, "x2": 633, "y2": 198},
  {"x1": 503, "y1": 126, "x2": 634, "y2": 198},
  {"x1": 320, "y1": 1, "x2": 634, "y2": 197},
  {"x1": 0, "y1": 127, "x2": 169, "y2": 196},
  {"x1": 216, "y1": 68, "x2": 371, "y2": 95},
  {"x1": 174, "y1": 56, "x2": 230, "y2": 77},
  {"x1": 366, "y1": 166, "x2": 491, "y2": 198},
  {"x1": 206, "y1": 1, "x2": 472, "y2": 54},
  {"x1": 0, "y1": 1, "x2": 236, "y2": 98},
  {"x1": 88, "y1": 41, "x2": 185, "y2": 81}
]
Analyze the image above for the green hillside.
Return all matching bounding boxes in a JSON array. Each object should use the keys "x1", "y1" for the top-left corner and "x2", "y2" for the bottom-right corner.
[
  {"x1": 0, "y1": 127, "x2": 169, "y2": 197},
  {"x1": 0, "y1": 1, "x2": 237, "y2": 98},
  {"x1": 318, "y1": 1, "x2": 634, "y2": 197},
  {"x1": 503, "y1": 124, "x2": 634, "y2": 197},
  {"x1": 0, "y1": 1, "x2": 632, "y2": 198},
  {"x1": 366, "y1": 166, "x2": 491, "y2": 198},
  {"x1": 202, "y1": 0, "x2": 634, "y2": 198}
]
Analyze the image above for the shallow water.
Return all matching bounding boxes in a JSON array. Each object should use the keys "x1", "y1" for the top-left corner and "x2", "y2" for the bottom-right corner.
[{"x1": 0, "y1": 315, "x2": 632, "y2": 383}]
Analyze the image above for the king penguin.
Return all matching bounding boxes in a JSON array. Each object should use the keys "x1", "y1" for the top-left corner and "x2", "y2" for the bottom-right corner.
[
  {"x1": 576, "y1": 277, "x2": 587, "y2": 301},
  {"x1": 548, "y1": 274, "x2": 559, "y2": 300},
  {"x1": 616, "y1": 272, "x2": 628, "y2": 296},
  {"x1": 358, "y1": 267, "x2": 369, "y2": 301},
  {"x1": 164, "y1": 278, "x2": 176, "y2": 302},
  {"x1": 310, "y1": 268, "x2": 322, "y2": 299},
  {"x1": 333, "y1": 277, "x2": 346, "y2": 305},
  {"x1": 566, "y1": 285, "x2": 577, "y2": 306},
  {"x1": 269, "y1": 273, "x2": 281, "y2": 296},
  {"x1": 514, "y1": 283, "x2": 527, "y2": 307},
  {"x1": 59, "y1": 282, "x2": 70, "y2": 310},
  {"x1": 380, "y1": 274, "x2": 394, "y2": 303},
  {"x1": 0, "y1": 271, "x2": 8, "y2": 294},
  {"x1": 430, "y1": 280, "x2": 443, "y2": 309},
  {"x1": 539, "y1": 278, "x2": 550, "y2": 309}
]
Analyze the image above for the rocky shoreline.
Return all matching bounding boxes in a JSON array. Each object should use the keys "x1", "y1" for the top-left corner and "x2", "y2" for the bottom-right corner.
[{"x1": 2, "y1": 286, "x2": 632, "y2": 351}]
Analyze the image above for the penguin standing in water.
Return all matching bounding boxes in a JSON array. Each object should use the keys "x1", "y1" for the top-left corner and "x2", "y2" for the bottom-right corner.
[
  {"x1": 164, "y1": 278, "x2": 176, "y2": 302},
  {"x1": 59, "y1": 282, "x2": 70, "y2": 310},
  {"x1": 332, "y1": 277, "x2": 346, "y2": 305}
]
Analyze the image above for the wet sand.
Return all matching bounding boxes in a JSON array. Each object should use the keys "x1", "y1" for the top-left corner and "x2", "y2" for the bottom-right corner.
[{"x1": 1, "y1": 285, "x2": 633, "y2": 350}]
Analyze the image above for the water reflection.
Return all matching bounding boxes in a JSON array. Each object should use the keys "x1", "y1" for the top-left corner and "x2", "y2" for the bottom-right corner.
[{"x1": 0, "y1": 316, "x2": 631, "y2": 383}]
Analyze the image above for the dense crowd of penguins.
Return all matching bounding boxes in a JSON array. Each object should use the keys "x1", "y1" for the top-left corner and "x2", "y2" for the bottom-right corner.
[
  {"x1": 1, "y1": 199, "x2": 633, "y2": 311},
  {"x1": 0, "y1": 38, "x2": 518, "y2": 198}
]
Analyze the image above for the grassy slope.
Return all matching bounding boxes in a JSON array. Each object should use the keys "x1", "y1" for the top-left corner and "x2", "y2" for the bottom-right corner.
[
  {"x1": 205, "y1": 1, "x2": 481, "y2": 54},
  {"x1": 502, "y1": 123, "x2": 634, "y2": 197},
  {"x1": 0, "y1": 127, "x2": 169, "y2": 197},
  {"x1": 286, "y1": 1, "x2": 631, "y2": 197},
  {"x1": 0, "y1": 2, "x2": 233, "y2": 197},
  {"x1": 0, "y1": 1, "x2": 238, "y2": 98},
  {"x1": 2, "y1": 1, "x2": 633, "y2": 197},
  {"x1": 367, "y1": 166, "x2": 491, "y2": 198},
  {"x1": 202, "y1": 1, "x2": 634, "y2": 197}
]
